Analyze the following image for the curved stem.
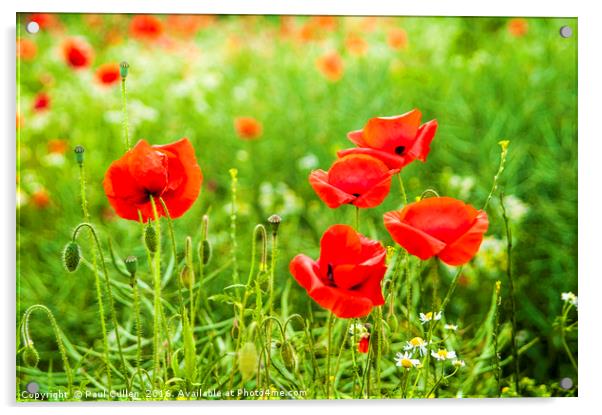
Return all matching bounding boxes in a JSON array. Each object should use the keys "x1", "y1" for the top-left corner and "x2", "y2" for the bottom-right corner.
[
  {"x1": 73, "y1": 223, "x2": 128, "y2": 387},
  {"x1": 20, "y1": 305, "x2": 74, "y2": 396}
]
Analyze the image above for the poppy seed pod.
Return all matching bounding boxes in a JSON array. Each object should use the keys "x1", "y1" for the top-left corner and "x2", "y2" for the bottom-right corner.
[
  {"x1": 124, "y1": 255, "x2": 137, "y2": 276},
  {"x1": 74, "y1": 145, "x2": 84, "y2": 165},
  {"x1": 238, "y1": 342, "x2": 258, "y2": 380},
  {"x1": 267, "y1": 214, "x2": 282, "y2": 236},
  {"x1": 120, "y1": 61, "x2": 129, "y2": 79},
  {"x1": 180, "y1": 265, "x2": 193, "y2": 289},
  {"x1": 144, "y1": 222, "x2": 157, "y2": 253},
  {"x1": 63, "y1": 241, "x2": 81, "y2": 272},
  {"x1": 22, "y1": 344, "x2": 39, "y2": 368}
]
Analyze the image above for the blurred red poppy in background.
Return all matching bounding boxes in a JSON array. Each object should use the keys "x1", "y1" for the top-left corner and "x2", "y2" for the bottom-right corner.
[
  {"x1": 387, "y1": 28, "x2": 408, "y2": 50},
  {"x1": 32, "y1": 92, "x2": 50, "y2": 112},
  {"x1": 95, "y1": 62, "x2": 121, "y2": 86},
  {"x1": 103, "y1": 138, "x2": 203, "y2": 221},
  {"x1": 358, "y1": 335, "x2": 370, "y2": 353},
  {"x1": 316, "y1": 51, "x2": 344, "y2": 82},
  {"x1": 289, "y1": 224, "x2": 387, "y2": 318},
  {"x1": 309, "y1": 154, "x2": 398, "y2": 209},
  {"x1": 234, "y1": 116, "x2": 263, "y2": 140},
  {"x1": 338, "y1": 109, "x2": 437, "y2": 169},
  {"x1": 345, "y1": 34, "x2": 368, "y2": 56},
  {"x1": 28, "y1": 13, "x2": 61, "y2": 31},
  {"x1": 130, "y1": 15, "x2": 164, "y2": 41},
  {"x1": 508, "y1": 18, "x2": 528, "y2": 37},
  {"x1": 17, "y1": 39, "x2": 37, "y2": 61},
  {"x1": 31, "y1": 189, "x2": 51, "y2": 209},
  {"x1": 47, "y1": 139, "x2": 68, "y2": 155},
  {"x1": 384, "y1": 197, "x2": 488, "y2": 266},
  {"x1": 61, "y1": 38, "x2": 93, "y2": 69}
]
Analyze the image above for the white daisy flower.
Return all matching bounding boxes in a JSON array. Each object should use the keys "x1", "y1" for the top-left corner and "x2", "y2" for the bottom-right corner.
[
  {"x1": 431, "y1": 349, "x2": 457, "y2": 361},
  {"x1": 349, "y1": 323, "x2": 369, "y2": 339},
  {"x1": 419, "y1": 311, "x2": 442, "y2": 324},
  {"x1": 395, "y1": 352, "x2": 421, "y2": 370},
  {"x1": 452, "y1": 359, "x2": 466, "y2": 367},
  {"x1": 561, "y1": 292, "x2": 578, "y2": 308},
  {"x1": 444, "y1": 324, "x2": 458, "y2": 331},
  {"x1": 404, "y1": 337, "x2": 429, "y2": 356}
]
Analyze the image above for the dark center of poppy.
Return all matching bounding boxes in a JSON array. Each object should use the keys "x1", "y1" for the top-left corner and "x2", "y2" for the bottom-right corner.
[
  {"x1": 327, "y1": 263, "x2": 336, "y2": 287},
  {"x1": 395, "y1": 146, "x2": 406, "y2": 155},
  {"x1": 352, "y1": 193, "x2": 361, "y2": 197}
]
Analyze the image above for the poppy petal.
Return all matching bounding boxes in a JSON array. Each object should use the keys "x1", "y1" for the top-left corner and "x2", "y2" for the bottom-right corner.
[
  {"x1": 128, "y1": 140, "x2": 169, "y2": 195},
  {"x1": 318, "y1": 224, "x2": 362, "y2": 269},
  {"x1": 309, "y1": 170, "x2": 355, "y2": 208},
  {"x1": 407, "y1": 119, "x2": 438, "y2": 162},
  {"x1": 347, "y1": 129, "x2": 367, "y2": 147},
  {"x1": 438, "y1": 210, "x2": 489, "y2": 265},
  {"x1": 383, "y1": 211, "x2": 447, "y2": 260},
  {"x1": 353, "y1": 170, "x2": 397, "y2": 208},
  {"x1": 353, "y1": 265, "x2": 387, "y2": 306},
  {"x1": 337, "y1": 147, "x2": 411, "y2": 169},
  {"x1": 362, "y1": 109, "x2": 422, "y2": 151},
  {"x1": 154, "y1": 138, "x2": 203, "y2": 218}
]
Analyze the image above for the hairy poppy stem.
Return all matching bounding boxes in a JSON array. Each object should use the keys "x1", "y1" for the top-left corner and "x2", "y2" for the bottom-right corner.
[
  {"x1": 120, "y1": 61, "x2": 130, "y2": 150},
  {"x1": 499, "y1": 192, "x2": 520, "y2": 393},
  {"x1": 397, "y1": 174, "x2": 407, "y2": 206},
  {"x1": 355, "y1": 206, "x2": 360, "y2": 231},
  {"x1": 493, "y1": 280, "x2": 503, "y2": 397},
  {"x1": 483, "y1": 140, "x2": 509, "y2": 211},
  {"x1": 229, "y1": 168, "x2": 239, "y2": 285},
  {"x1": 74, "y1": 146, "x2": 112, "y2": 391},
  {"x1": 72, "y1": 223, "x2": 128, "y2": 389},
  {"x1": 326, "y1": 311, "x2": 335, "y2": 398},
  {"x1": 20, "y1": 304, "x2": 74, "y2": 397}
]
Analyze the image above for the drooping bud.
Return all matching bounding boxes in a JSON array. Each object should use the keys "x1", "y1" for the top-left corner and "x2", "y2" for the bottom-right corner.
[
  {"x1": 124, "y1": 255, "x2": 137, "y2": 276},
  {"x1": 144, "y1": 222, "x2": 157, "y2": 253},
  {"x1": 74, "y1": 145, "x2": 84, "y2": 166},
  {"x1": 281, "y1": 341, "x2": 297, "y2": 371},
  {"x1": 201, "y1": 239, "x2": 212, "y2": 265},
  {"x1": 62, "y1": 241, "x2": 81, "y2": 272},
  {"x1": 22, "y1": 344, "x2": 39, "y2": 368},
  {"x1": 267, "y1": 214, "x2": 282, "y2": 236},
  {"x1": 388, "y1": 313, "x2": 399, "y2": 332},
  {"x1": 238, "y1": 342, "x2": 258, "y2": 380},
  {"x1": 120, "y1": 61, "x2": 129, "y2": 79}
]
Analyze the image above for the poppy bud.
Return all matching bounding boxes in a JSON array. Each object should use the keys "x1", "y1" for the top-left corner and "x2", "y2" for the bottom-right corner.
[
  {"x1": 22, "y1": 344, "x2": 39, "y2": 368},
  {"x1": 358, "y1": 335, "x2": 370, "y2": 354},
  {"x1": 124, "y1": 255, "x2": 137, "y2": 276},
  {"x1": 74, "y1": 145, "x2": 84, "y2": 166},
  {"x1": 63, "y1": 241, "x2": 81, "y2": 272},
  {"x1": 144, "y1": 222, "x2": 158, "y2": 253},
  {"x1": 267, "y1": 214, "x2": 282, "y2": 236},
  {"x1": 388, "y1": 314, "x2": 399, "y2": 332},
  {"x1": 120, "y1": 61, "x2": 129, "y2": 79},
  {"x1": 238, "y1": 342, "x2": 258, "y2": 380},
  {"x1": 281, "y1": 341, "x2": 297, "y2": 371},
  {"x1": 231, "y1": 318, "x2": 240, "y2": 340},
  {"x1": 180, "y1": 265, "x2": 193, "y2": 289},
  {"x1": 201, "y1": 239, "x2": 212, "y2": 265}
]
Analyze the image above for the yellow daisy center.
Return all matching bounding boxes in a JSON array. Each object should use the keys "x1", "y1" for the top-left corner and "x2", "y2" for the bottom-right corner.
[
  {"x1": 436, "y1": 349, "x2": 448, "y2": 359},
  {"x1": 424, "y1": 312, "x2": 433, "y2": 320},
  {"x1": 401, "y1": 358, "x2": 414, "y2": 368},
  {"x1": 410, "y1": 337, "x2": 425, "y2": 347}
]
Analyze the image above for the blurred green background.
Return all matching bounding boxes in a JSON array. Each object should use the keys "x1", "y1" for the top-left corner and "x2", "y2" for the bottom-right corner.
[{"x1": 17, "y1": 14, "x2": 577, "y2": 388}]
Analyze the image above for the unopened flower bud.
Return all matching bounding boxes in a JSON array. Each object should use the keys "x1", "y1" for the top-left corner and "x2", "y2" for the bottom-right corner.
[
  {"x1": 22, "y1": 344, "x2": 39, "y2": 368},
  {"x1": 267, "y1": 214, "x2": 281, "y2": 236},
  {"x1": 74, "y1": 145, "x2": 84, "y2": 166},
  {"x1": 281, "y1": 341, "x2": 297, "y2": 371},
  {"x1": 201, "y1": 239, "x2": 212, "y2": 265},
  {"x1": 120, "y1": 61, "x2": 129, "y2": 79},
  {"x1": 124, "y1": 255, "x2": 137, "y2": 276},
  {"x1": 238, "y1": 342, "x2": 258, "y2": 380},
  {"x1": 63, "y1": 241, "x2": 81, "y2": 272},
  {"x1": 180, "y1": 265, "x2": 193, "y2": 289},
  {"x1": 144, "y1": 222, "x2": 157, "y2": 253}
]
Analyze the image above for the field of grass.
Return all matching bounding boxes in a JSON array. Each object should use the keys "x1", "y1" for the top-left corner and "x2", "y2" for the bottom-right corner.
[{"x1": 16, "y1": 13, "x2": 577, "y2": 400}]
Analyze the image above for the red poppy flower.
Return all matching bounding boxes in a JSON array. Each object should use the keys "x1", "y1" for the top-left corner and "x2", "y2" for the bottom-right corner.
[
  {"x1": 29, "y1": 13, "x2": 61, "y2": 31},
  {"x1": 338, "y1": 109, "x2": 438, "y2": 169},
  {"x1": 383, "y1": 197, "x2": 488, "y2": 266},
  {"x1": 17, "y1": 39, "x2": 37, "y2": 61},
  {"x1": 289, "y1": 224, "x2": 387, "y2": 318},
  {"x1": 95, "y1": 62, "x2": 120, "y2": 86},
  {"x1": 32, "y1": 189, "x2": 50, "y2": 208},
  {"x1": 358, "y1": 335, "x2": 370, "y2": 353},
  {"x1": 61, "y1": 38, "x2": 93, "y2": 69},
  {"x1": 33, "y1": 92, "x2": 50, "y2": 112},
  {"x1": 234, "y1": 117, "x2": 263, "y2": 140},
  {"x1": 130, "y1": 15, "x2": 164, "y2": 41},
  {"x1": 47, "y1": 139, "x2": 68, "y2": 155},
  {"x1": 316, "y1": 52, "x2": 344, "y2": 82},
  {"x1": 345, "y1": 34, "x2": 368, "y2": 56},
  {"x1": 309, "y1": 154, "x2": 399, "y2": 209},
  {"x1": 103, "y1": 138, "x2": 203, "y2": 221}
]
